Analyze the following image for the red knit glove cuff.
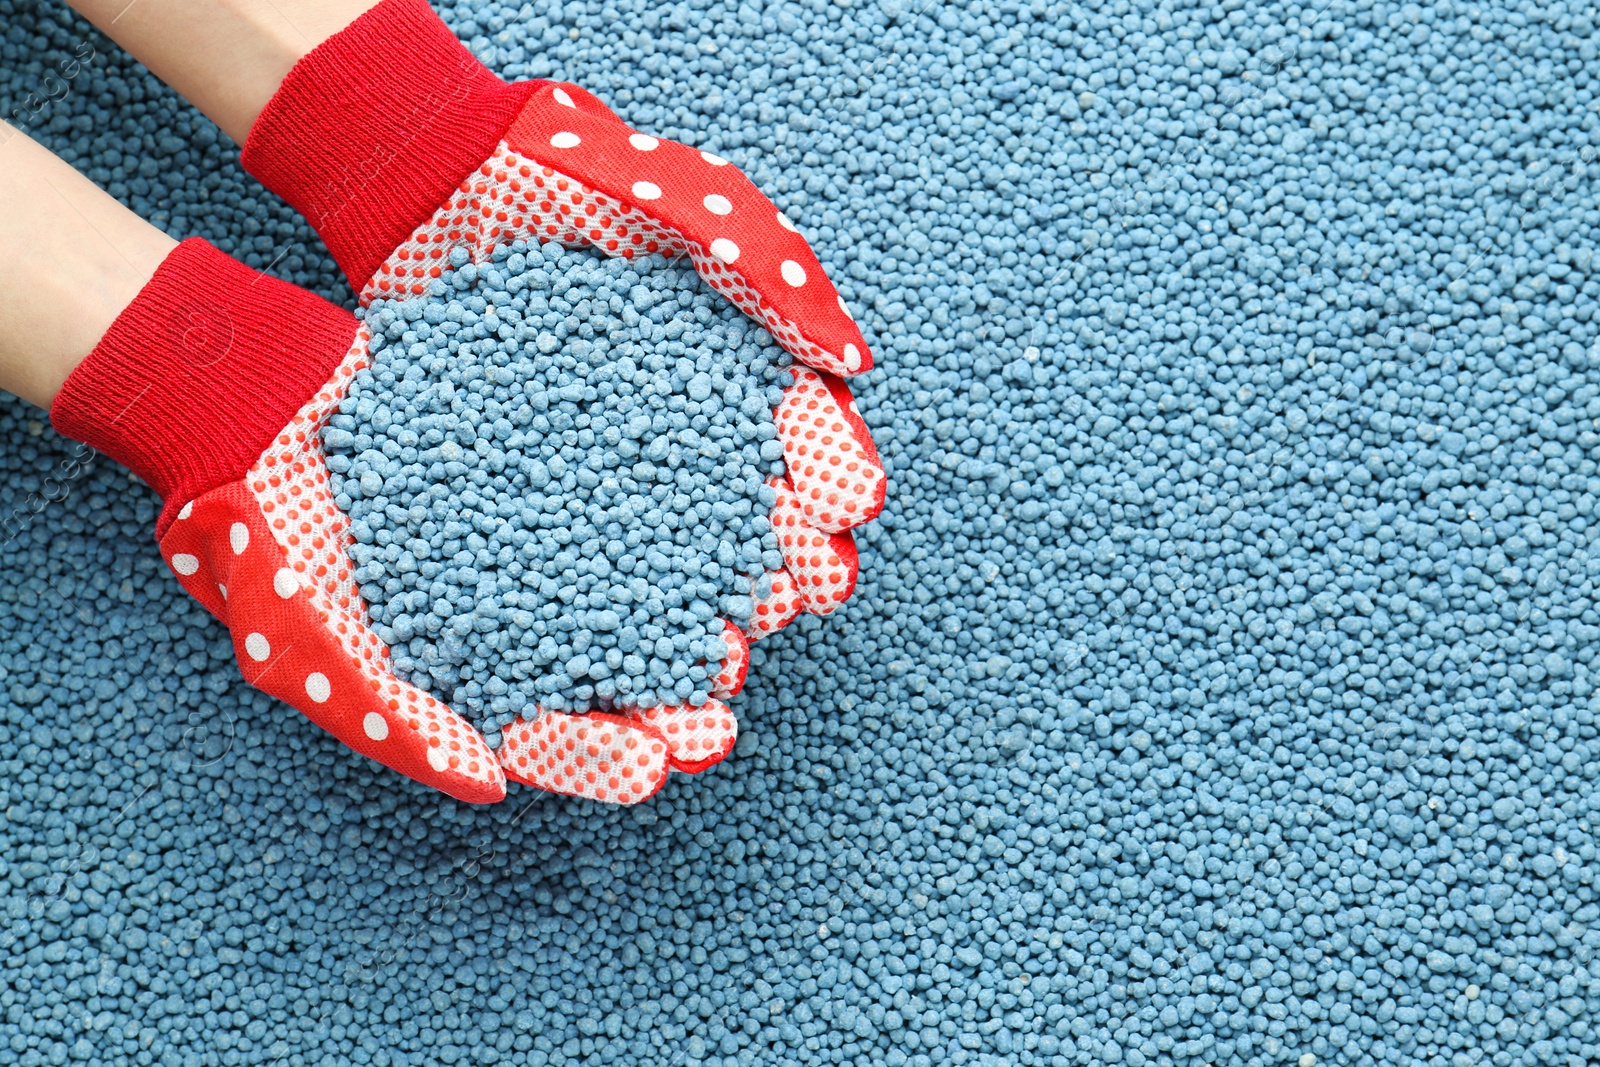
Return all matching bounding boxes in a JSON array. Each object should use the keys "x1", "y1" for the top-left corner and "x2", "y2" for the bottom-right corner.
[
  {"x1": 241, "y1": 0, "x2": 541, "y2": 292},
  {"x1": 50, "y1": 239, "x2": 356, "y2": 538}
]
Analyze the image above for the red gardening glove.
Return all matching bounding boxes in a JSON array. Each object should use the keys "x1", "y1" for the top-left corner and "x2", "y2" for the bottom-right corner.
[
  {"x1": 51, "y1": 239, "x2": 751, "y2": 804},
  {"x1": 240, "y1": 0, "x2": 888, "y2": 788}
]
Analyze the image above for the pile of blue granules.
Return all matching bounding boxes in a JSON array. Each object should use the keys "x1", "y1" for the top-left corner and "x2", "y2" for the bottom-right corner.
[
  {"x1": 5, "y1": 1, "x2": 1600, "y2": 1066},
  {"x1": 324, "y1": 242, "x2": 789, "y2": 743}
]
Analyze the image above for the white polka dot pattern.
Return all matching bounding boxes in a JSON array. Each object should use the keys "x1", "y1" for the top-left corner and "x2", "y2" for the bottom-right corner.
[
  {"x1": 776, "y1": 367, "x2": 887, "y2": 534},
  {"x1": 273, "y1": 567, "x2": 299, "y2": 598},
  {"x1": 682, "y1": 243, "x2": 860, "y2": 379},
  {"x1": 770, "y1": 477, "x2": 859, "y2": 615}
]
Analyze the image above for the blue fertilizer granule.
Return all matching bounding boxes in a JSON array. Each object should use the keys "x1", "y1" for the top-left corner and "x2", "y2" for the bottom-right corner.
[
  {"x1": 323, "y1": 240, "x2": 791, "y2": 742},
  {"x1": 7, "y1": 0, "x2": 1600, "y2": 1065}
]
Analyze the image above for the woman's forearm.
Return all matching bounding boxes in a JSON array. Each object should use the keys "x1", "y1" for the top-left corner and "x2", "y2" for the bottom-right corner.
[
  {"x1": 63, "y1": 0, "x2": 384, "y2": 144},
  {"x1": 0, "y1": 121, "x2": 176, "y2": 408}
]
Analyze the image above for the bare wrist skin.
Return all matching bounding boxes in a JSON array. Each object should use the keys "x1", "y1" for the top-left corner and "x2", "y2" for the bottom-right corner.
[
  {"x1": 64, "y1": 1, "x2": 385, "y2": 144},
  {"x1": 0, "y1": 122, "x2": 176, "y2": 409}
]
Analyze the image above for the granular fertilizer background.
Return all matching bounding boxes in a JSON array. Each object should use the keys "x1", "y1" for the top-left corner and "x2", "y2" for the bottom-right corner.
[{"x1": 4, "y1": 1, "x2": 1600, "y2": 1066}]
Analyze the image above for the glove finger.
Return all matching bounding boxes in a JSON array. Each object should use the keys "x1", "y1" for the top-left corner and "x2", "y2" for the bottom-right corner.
[
  {"x1": 776, "y1": 366, "x2": 887, "y2": 534},
  {"x1": 771, "y1": 477, "x2": 858, "y2": 615},
  {"x1": 498, "y1": 710, "x2": 671, "y2": 803},
  {"x1": 503, "y1": 82, "x2": 873, "y2": 377},
  {"x1": 744, "y1": 566, "x2": 805, "y2": 641},
  {"x1": 633, "y1": 700, "x2": 738, "y2": 774},
  {"x1": 710, "y1": 620, "x2": 750, "y2": 698},
  {"x1": 161, "y1": 481, "x2": 506, "y2": 804}
]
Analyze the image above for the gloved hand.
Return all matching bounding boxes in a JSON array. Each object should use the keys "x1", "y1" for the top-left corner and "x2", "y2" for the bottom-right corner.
[
  {"x1": 238, "y1": 0, "x2": 889, "y2": 766},
  {"x1": 51, "y1": 239, "x2": 757, "y2": 804}
]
